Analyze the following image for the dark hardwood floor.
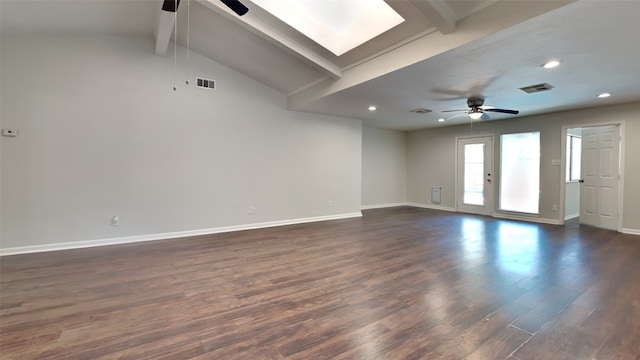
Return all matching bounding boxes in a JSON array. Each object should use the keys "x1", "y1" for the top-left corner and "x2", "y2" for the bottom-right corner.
[{"x1": 1, "y1": 207, "x2": 639, "y2": 359}]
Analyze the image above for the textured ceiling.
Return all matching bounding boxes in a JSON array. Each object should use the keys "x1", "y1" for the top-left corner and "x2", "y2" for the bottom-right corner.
[{"x1": 2, "y1": 0, "x2": 639, "y2": 130}]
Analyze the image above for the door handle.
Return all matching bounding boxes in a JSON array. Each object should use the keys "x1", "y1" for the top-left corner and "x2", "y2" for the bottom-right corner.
[{"x1": 578, "y1": 179, "x2": 584, "y2": 183}]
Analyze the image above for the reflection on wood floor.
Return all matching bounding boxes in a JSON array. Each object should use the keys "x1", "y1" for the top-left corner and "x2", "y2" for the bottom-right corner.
[{"x1": 1, "y1": 207, "x2": 639, "y2": 359}]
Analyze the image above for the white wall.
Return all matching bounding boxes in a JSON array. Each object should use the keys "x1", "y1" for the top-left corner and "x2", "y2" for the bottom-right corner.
[
  {"x1": 407, "y1": 102, "x2": 640, "y2": 231},
  {"x1": 0, "y1": 34, "x2": 363, "y2": 251},
  {"x1": 361, "y1": 126, "x2": 407, "y2": 208}
]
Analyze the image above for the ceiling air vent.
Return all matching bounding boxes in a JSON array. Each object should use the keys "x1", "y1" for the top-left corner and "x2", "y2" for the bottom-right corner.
[
  {"x1": 519, "y1": 83, "x2": 554, "y2": 94},
  {"x1": 410, "y1": 108, "x2": 432, "y2": 114},
  {"x1": 196, "y1": 78, "x2": 216, "y2": 90}
]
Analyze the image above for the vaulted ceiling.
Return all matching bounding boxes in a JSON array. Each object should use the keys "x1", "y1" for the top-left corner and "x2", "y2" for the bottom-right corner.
[{"x1": 2, "y1": 0, "x2": 640, "y2": 130}]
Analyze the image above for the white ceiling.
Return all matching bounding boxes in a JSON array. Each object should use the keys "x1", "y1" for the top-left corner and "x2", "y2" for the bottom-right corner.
[{"x1": 2, "y1": 0, "x2": 640, "y2": 131}]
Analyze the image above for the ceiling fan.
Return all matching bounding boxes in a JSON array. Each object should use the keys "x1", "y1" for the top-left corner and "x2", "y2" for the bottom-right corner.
[
  {"x1": 443, "y1": 97, "x2": 519, "y2": 120},
  {"x1": 220, "y1": 0, "x2": 249, "y2": 16}
]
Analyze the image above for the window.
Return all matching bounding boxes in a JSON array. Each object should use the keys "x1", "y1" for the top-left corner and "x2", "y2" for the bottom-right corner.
[
  {"x1": 566, "y1": 134, "x2": 582, "y2": 182},
  {"x1": 463, "y1": 143, "x2": 485, "y2": 206},
  {"x1": 499, "y1": 132, "x2": 540, "y2": 214},
  {"x1": 251, "y1": 0, "x2": 404, "y2": 56}
]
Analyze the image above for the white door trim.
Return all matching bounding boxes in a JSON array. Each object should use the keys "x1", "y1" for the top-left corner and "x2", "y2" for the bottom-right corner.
[{"x1": 559, "y1": 121, "x2": 625, "y2": 231}]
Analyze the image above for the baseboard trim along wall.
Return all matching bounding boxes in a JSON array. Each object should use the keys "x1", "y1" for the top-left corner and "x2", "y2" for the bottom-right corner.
[
  {"x1": 407, "y1": 202, "x2": 457, "y2": 212},
  {"x1": 361, "y1": 202, "x2": 408, "y2": 210},
  {"x1": 622, "y1": 228, "x2": 640, "y2": 236},
  {"x1": 0, "y1": 212, "x2": 363, "y2": 256},
  {"x1": 492, "y1": 212, "x2": 561, "y2": 225}
]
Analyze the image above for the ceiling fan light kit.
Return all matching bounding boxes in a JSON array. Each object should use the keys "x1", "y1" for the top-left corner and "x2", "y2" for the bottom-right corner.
[
  {"x1": 443, "y1": 96, "x2": 519, "y2": 121},
  {"x1": 469, "y1": 111, "x2": 483, "y2": 120}
]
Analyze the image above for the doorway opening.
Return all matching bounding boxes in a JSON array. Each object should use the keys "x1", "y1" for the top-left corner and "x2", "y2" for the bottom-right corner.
[
  {"x1": 561, "y1": 124, "x2": 623, "y2": 231},
  {"x1": 456, "y1": 136, "x2": 493, "y2": 216}
]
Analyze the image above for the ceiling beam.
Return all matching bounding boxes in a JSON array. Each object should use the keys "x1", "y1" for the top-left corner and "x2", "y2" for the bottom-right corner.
[
  {"x1": 410, "y1": 0, "x2": 457, "y2": 34},
  {"x1": 288, "y1": 0, "x2": 576, "y2": 110},
  {"x1": 154, "y1": 0, "x2": 180, "y2": 56}
]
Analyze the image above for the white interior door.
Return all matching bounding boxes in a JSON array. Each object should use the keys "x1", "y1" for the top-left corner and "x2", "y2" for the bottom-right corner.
[
  {"x1": 580, "y1": 125, "x2": 620, "y2": 230},
  {"x1": 457, "y1": 136, "x2": 493, "y2": 215}
]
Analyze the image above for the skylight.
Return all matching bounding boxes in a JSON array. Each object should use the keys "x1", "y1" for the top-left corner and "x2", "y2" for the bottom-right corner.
[{"x1": 250, "y1": 0, "x2": 405, "y2": 56}]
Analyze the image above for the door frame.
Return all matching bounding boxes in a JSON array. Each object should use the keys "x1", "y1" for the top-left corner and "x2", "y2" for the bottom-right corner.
[
  {"x1": 455, "y1": 135, "x2": 495, "y2": 215},
  {"x1": 559, "y1": 121, "x2": 625, "y2": 231}
]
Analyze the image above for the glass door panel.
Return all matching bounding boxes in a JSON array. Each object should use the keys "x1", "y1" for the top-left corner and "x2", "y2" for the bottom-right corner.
[
  {"x1": 464, "y1": 143, "x2": 485, "y2": 205},
  {"x1": 457, "y1": 136, "x2": 493, "y2": 216}
]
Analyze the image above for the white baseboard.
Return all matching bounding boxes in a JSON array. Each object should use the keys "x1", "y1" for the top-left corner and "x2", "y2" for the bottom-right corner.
[
  {"x1": 407, "y1": 202, "x2": 457, "y2": 212},
  {"x1": 0, "y1": 212, "x2": 363, "y2": 256},
  {"x1": 408, "y1": 203, "x2": 562, "y2": 225},
  {"x1": 492, "y1": 212, "x2": 561, "y2": 225},
  {"x1": 361, "y1": 202, "x2": 408, "y2": 210},
  {"x1": 622, "y1": 228, "x2": 640, "y2": 236}
]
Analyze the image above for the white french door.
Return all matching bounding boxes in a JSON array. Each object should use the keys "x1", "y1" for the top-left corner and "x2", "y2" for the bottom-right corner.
[
  {"x1": 456, "y1": 136, "x2": 493, "y2": 215},
  {"x1": 580, "y1": 125, "x2": 620, "y2": 230}
]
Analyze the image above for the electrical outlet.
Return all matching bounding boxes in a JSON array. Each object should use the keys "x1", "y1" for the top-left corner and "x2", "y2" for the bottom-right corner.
[
  {"x1": 2, "y1": 129, "x2": 18, "y2": 137},
  {"x1": 248, "y1": 206, "x2": 256, "y2": 215},
  {"x1": 552, "y1": 204, "x2": 558, "y2": 212},
  {"x1": 111, "y1": 215, "x2": 120, "y2": 226},
  {"x1": 327, "y1": 200, "x2": 333, "y2": 207}
]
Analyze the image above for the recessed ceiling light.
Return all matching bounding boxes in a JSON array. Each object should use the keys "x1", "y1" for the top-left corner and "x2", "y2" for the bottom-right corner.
[
  {"x1": 542, "y1": 60, "x2": 562, "y2": 69},
  {"x1": 438, "y1": 118, "x2": 445, "y2": 122},
  {"x1": 597, "y1": 92, "x2": 611, "y2": 98},
  {"x1": 368, "y1": 106, "x2": 377, "y2": 111}
]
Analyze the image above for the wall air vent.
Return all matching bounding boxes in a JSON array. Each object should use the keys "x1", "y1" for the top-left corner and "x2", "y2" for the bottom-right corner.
[
  {"x1": 519, "y1": 83, "x2": 554, "y2": 94},
  {"x1": 410, "y1": 108, "x2": 432, "y2": 114},
  {"x1": 196, "y1": 78, "x2": 216, "y2": 90}
]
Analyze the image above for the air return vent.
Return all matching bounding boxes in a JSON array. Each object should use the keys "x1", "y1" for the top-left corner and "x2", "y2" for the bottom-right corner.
[
  {"x1": 410, "y1": 108, "x2": 432, "y2": 114},
  {"x1": 196, "y1": 78, "x2": 216, "y2": 90},
  {"x1": 519, "y1": 83, "x2": 554, "y2": 94}
]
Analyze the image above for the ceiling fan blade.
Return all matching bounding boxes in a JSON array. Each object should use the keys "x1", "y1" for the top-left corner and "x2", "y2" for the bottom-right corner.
[
  {"x1": 220, "y1": 0, "x2": 249, "y2": 16},
  {"x1": 484, "y1": 108, "x2": 519, "y2": 115},
  {"x1": 162, "y1": 0, "x2": 180, "y2": 12},
  {"x1": 442, "y1": 109, "x2": 468, "y2": 113},
  {"x1": 445, "y1": 113, "x2": 468, "y2": 121},
  {"x1": 431, "y1": 88, "x2": 468, "y2": 100}
]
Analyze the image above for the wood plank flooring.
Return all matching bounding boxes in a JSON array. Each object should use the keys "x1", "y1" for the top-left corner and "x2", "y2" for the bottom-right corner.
[{"x1": 1, "y1": 207, "x2": 639, "y2": 359}]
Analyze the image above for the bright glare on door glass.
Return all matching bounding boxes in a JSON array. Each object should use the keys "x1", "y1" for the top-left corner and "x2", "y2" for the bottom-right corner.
[
  {"x1": 500, "y1": 132, "x2": 540, "y2": 214},
  {"x1": 464, "y1": 144, "x2": 485, "y2": 206}
]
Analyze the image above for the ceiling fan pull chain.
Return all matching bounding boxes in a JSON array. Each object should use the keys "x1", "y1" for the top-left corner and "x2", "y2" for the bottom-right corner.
[
  {"x1": 173, "y1": 0, "x2": 177, "y2": 91},
  {"x1": 186, "y1": 0, "x2": 190, "y2": 85}
]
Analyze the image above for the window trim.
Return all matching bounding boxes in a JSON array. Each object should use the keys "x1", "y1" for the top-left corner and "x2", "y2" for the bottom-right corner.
[{"x1": 566, "y1": 134, "x2": 582, "y2": 183}]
